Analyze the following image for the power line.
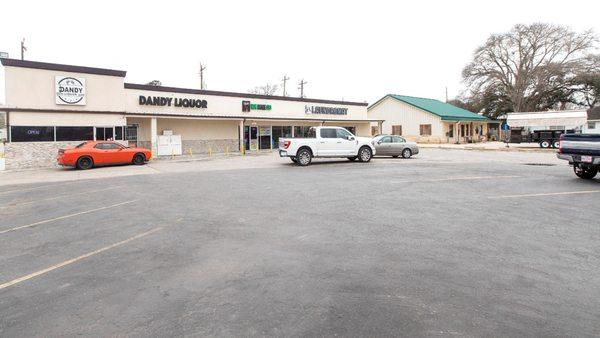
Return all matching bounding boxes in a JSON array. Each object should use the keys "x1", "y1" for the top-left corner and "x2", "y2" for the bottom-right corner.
[
  {"x1": 298, "y1": 79, "x2": 307, "y2": 98},
  {"x1": 281, "y1": 75, "x2": 290, "y2": 96}
]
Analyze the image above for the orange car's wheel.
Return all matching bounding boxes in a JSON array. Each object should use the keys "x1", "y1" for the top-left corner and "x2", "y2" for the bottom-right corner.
[
  {"x1": 76, "y1": 156, "x2": 93, "y2": 170},
  {"x1": 133, "y1": 153, "x2": 146, "y2": 165}
]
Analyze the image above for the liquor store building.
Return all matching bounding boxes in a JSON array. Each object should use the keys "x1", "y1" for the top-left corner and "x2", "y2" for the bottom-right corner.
[{"x1": 0, "y1": 59, "x2": 376, "y2": 170}]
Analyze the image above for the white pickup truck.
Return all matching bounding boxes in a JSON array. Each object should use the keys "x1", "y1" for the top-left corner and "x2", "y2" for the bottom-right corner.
[{"x1": 278, "y1": 126, "x2": 376, "y2": 166}]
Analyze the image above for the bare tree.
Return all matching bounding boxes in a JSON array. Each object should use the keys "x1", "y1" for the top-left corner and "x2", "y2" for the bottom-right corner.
[
  {"x1": 571, "y1": 54, "x2": 600, "y2": 107},
  {"x1": 146, "y1": 80, "x2": 162, "y2": 86},
  {"x1": 462, "y1": 23, "x2": 598, "y2": 116},
  {"x1": 248, "y1": 83, "x2": 279, "y2": 96}
]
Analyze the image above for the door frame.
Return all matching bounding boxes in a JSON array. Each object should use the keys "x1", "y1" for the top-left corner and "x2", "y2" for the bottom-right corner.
[
  {"x1": 249, "y1": 126, "x2": 258, "y2": 151},
  {"x1": 258, "y1": 125, "x2": 273, "y2": 150}
]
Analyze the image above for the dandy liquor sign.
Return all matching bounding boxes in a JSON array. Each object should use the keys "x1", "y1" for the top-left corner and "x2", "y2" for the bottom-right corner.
[
  {"x1": 139, "y1": 95, "x2": 208, "y2": 109},
  {"x1": 55, "y1": 76, "x2": 86, "y2": 105}
]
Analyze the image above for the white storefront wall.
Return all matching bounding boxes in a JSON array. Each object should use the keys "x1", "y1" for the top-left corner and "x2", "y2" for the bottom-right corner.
[
  {"x1": 124, "y1": 87, "x2": 367, "y2": 121},
  {"x1": 1, "y1": 59, "x2": 372, "y2": 169},
  {"x1": 4, "y1": 66, "x2": 125, "y2": 112}
]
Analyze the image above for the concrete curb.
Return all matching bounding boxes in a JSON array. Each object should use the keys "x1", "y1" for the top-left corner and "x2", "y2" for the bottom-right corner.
[
  {"x1": 150, "y1": 151, "x2": 274, "y2": 164},
  {"x1": 419, "y1": 145, "x2": 557, "y2": 153}
]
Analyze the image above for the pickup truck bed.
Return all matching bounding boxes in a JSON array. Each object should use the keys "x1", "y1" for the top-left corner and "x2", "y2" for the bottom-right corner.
[{"x1": 557, "y1": 134, "x2": 600, "y2": 179}]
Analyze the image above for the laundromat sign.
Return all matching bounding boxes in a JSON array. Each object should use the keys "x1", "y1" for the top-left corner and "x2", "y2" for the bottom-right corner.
[
  {"x1": 138, "y1": 95, "x2": 208, "y2": 108},
  {"x1": 55, "y1": 76, "x2": 86, "y2": 105},
  {"x1": 305, "y1": 105, "x2": 348, "y2": 115}
]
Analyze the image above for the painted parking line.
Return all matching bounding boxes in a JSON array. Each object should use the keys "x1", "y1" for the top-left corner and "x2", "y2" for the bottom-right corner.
[
  {"x1": 0, "y1": 227, "x2": 162, "y2": 290},
  {"x1": 423, "y1": 175, "x2": 521, "y2": 182},
  {"x1": 489, "y1": 190, "x2": 600, "y2": 199},
  {"x1": 0, "y1": 218, "x2": 183, "y2": 290},
  {"x1": 0, "y1": 181, "x2": 80, "y2": 196},
  {"x1": 0, "y1": 186, "x2": 124, "y2": 209},
  {"x1": 392, "y1": 175, "x2": 521, "y2": 184},
  {"x1": 0, "y1": 200, "x2": 138, "y2": 235}
]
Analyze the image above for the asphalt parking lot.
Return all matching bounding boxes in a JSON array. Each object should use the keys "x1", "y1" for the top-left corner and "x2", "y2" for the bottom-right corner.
[{"x1": 0, "y1": 149, "x2": 599, "y2": 337}]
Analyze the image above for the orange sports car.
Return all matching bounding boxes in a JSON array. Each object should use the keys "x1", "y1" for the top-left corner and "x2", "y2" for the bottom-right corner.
[{"x1": 57, "y1": 141, "x2": 152, "y2": 169}]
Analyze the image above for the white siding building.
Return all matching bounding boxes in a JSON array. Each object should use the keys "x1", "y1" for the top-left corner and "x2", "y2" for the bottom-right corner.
[
  {"x1": 368, "y1": 94, "x2": 497, "y2": 143},
  {"x1": 584, "y1": 107, "x2": 600, "y2": 133}
]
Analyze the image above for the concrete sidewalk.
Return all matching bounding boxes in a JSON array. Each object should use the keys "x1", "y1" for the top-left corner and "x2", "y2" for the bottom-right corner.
[{"x1": 419, "y1": 141, "x2": 555, "y2": 152}]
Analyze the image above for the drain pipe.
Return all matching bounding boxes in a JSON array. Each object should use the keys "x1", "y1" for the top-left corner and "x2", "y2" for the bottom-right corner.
[{"x1": 4, "y1": 110, "x2": 9, "y2": 142}]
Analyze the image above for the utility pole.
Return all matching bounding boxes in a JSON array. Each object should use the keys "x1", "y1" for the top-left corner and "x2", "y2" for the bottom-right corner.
[
  {"x1": 21, "y1": 38, "x2": 27, "y2": 60},
  {"x1": 445, "y1": 86, "x2": 448, "y2": 103},
  {"x1": 199, "y1": 63, "x2": 206, "y2": 90},
  {"x1": 298, "y1": 79, "x2": 307, "y2": 98},
  {"x1": 281, "y1": 75, "x2": 290, "y2": 96}
]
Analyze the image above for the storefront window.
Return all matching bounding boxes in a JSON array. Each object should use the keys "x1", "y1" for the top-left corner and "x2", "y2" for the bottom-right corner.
[
  {"x1": 270, "y1": 126, "x2": 294, "y2": 148},
  {"x1": 95, "y1": 127, "x2": 114, "y2": 141},
  {"x1": 293, "y1": 126, "x2": 302, "y2": 137},
  {"x1": 10, "y1": 126, "x2": 54, "y2": 142},
  {"x1": 115, "y1": 126, "x2": 124, "y2": 141},
  {"x1": 125, "y1": 125, "x2": 138, "y2": 141},
  {"x1": 56, "y1": 127, "x2": 94, "y2": 141},
  {"x1": 259, "y1": 126, "x2": 271, "y2": 150},
  {"x1": 10, "y1": 125, "x2": 125, "y2": 142},
  {"x1": 293, "y1": 126, "x2": 316, "y2": 138}
]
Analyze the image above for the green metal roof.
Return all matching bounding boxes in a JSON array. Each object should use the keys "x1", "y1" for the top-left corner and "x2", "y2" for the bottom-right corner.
[{"x1": 382, "y1": 94, "x2": 489, "y2": 121}]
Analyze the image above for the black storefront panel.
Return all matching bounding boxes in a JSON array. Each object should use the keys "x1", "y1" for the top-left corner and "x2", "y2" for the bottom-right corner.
[
  {"x1": 10, "y1": 126, "x2": 54, "y2": 142},
  {"x1": 56, "y1": 127, "x2": 94, "y2": 141}
]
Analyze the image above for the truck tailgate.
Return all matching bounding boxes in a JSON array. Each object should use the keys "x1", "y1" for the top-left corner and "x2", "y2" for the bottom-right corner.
[{"x1": 561, "y1": 134, "x2": 600, "y2": 156}]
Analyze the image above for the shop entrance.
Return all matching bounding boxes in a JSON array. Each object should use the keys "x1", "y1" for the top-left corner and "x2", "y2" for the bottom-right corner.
[
  {"x1": 244, "y1": 126, "x2": 260, "y2": 151},
  {"x1": 259, "y1": 126, "x2": 271, "y2": 150},
  {"x1": 248, "y1": 126, "x2": 258, "y2": 151},
  {"x1": 243, "y1": 126, "x2": 264, "y2": 151}
]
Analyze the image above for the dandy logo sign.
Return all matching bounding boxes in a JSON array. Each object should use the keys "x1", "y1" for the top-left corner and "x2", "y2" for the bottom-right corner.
[{"x1": 55, "y1": 76, "x2": 86, "y2": 105}]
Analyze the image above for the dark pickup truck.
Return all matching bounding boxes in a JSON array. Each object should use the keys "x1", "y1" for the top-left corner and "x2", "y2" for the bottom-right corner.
[{"x1": 557, "y1": 134, "x2": 600, "y2": 179}]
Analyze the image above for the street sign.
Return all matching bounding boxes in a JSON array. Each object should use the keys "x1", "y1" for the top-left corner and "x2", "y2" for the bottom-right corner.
[{"x1": 0, "y1": 52, "x2": 8, "y2": 59}]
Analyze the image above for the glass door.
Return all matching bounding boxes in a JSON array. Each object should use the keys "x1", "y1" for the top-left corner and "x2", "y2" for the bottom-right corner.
[
  {"x1": 272, "y1": 126, "x2": 282, "y2": 149},
  {"x1": 125, "y1": 124, "x2": 138, "y2": 147},
  {"x1": 249, "y1": 126, "x2": 258, "y2": 151},
  {"x1": 259, "y1": 126, "x2": 272, "y2": 150},
  {"x1": 244, "y1": 126, "x2": 250, "y2": 152}
]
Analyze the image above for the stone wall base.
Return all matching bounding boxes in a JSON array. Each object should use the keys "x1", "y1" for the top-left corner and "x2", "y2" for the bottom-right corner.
[
  {"x1": 138, "y1": 139, "x2": 239, "y2": 157},
  {"x1": 182, "y1": 139, "x2": 239, "y2": 155},
  {"x1": 4, "y1": 141, "x2": 83, "y2": 170},
  {"x1": 1, "y1": 139, "x2": 240, "y2": 170}
]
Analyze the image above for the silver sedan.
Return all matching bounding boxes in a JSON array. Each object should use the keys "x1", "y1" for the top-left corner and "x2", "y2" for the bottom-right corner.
[{"x1": 372, "y1": 135, "x2": 419, "y2": 158}]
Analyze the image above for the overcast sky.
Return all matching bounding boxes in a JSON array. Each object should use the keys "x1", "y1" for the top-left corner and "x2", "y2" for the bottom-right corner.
[{"x1": 1, "y1": 0, "x2": 598, "y2": 105}]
